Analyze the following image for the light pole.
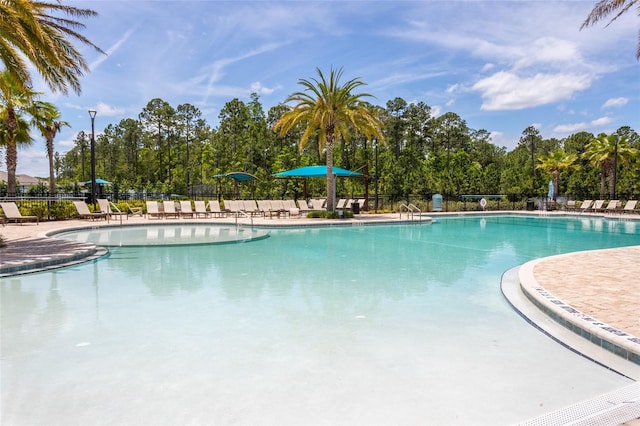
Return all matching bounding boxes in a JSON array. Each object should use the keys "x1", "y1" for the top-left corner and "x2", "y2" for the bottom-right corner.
[
  {"x1": 612, "y1": 134, "x2": 618, "y2": 199},
  {"x1": 374, "y1": 138, "x2": 379, "y2": 213},
  {"x1": 88, "y1": 109, "x2": 97, "y2": 209}
]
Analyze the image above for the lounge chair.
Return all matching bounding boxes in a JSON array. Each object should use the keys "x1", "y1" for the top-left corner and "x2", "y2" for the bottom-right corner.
[
  {"x1": 270, "y1": 200, "x2": 288, "y2": 218},
  {"x1": 578, "y1": 200, "x2": 593, "y2": 213},
  {"x1": 257, "y1": 200, "x2": 275, "y2": 218},
  {"x1": 242, "y1": 200, "x2": 260, "y2": 216},
  {"x1": 601, "y1": 200, "x2": 621, "y2": 214},
  {"x1": 146, "y1": 201, "x2": 164, "y2": 219},
  {"x1": 336, "y1": 199, "x2": 348, "y2": 210},
  {"x1": 194, "y1": 200, "x2": 209, "y2": 218},
  {"x1": 223, "y1": 200, "x2": 241, "y2": 215},
  {"x1": 98, "y1": 199, "x2": 128, "y2": 220},
  {"x1": 588, "y1": 200, "x2": 605, "y2": 212},
  {"x1": 179, "y1": 201, "x2": 195, "y2": 218},
  {"x1": 311, "y1": 198, "x2": 326, "y2": 210},
  {"x1": 126, "y1": 203, "x2": 143, "y2": 216},
  {"x1": 163, "y1": 201, "x2": 179, "y2": 218},
  {"x1": 565, "y1": 200, "x2": 576, "y2": 212},
  {"x1": 0, "y1": 202, "x2": 39, "y2": 225},
  {"x1": 621, "y1": 200, "x2": 638, "y2": 214},
  {"x1": 283, "y1": 199, "x2": 300, "y2": 217},
  {"x1": 72, "y1": 200, "x2": 107, "y2": 221},
  {"x1": 209, "y1": 200, "x2": 225, "y2": 218}
]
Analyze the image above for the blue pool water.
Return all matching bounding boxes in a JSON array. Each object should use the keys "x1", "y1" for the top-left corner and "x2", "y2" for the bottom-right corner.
[{"x1": 2, "y1": 216, "x2": 639, "y2": 425}]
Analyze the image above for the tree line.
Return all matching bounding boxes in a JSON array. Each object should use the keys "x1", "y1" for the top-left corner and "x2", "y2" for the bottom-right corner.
[{"x1": 50, "y1": 94, "x2": 639, "y2": 203}]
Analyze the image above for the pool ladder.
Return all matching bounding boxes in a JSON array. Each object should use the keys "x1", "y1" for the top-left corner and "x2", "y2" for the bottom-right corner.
[
  {"x1": 234, "y1": 210, "x2": 253, "y2": 230},
  {"x1": 399, "y1": 203, "x2": 422, "y2": 222}
]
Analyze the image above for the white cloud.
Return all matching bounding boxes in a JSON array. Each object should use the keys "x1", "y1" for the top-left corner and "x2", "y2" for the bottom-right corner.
[
  {"x1": 249, "y1": 82, "x2": 281, "y2": 96},
  {"x1": 602, "y1": 97, "x2": 629, "y2": 109},
  {"x1": 95, "y1": 102, "x2": 125, "y2": 117},
  {"x1": 90, "y1": 27, "x2": 136, "y2": 71},
  {"x1": 472, "y1": 71, "x2": 593, "y2": 111},
  {"x1": 513, "y1": 37, "x2": 582, "y2": 69},
  {"x1": 553, "y1": 116, "x2": 612, "y2": 133},
  {"x1": 481, "y1": 63, "x2": 495, "y2": 72}
]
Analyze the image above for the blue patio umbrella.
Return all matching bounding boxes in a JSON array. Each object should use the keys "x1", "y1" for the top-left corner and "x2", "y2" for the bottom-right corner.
[
  {"x1": 212, "y1": 172, "x2": 258, "y2": 181},
  {"x1": 84, "y1": 178, "x2": 111, "y2": 185},
  {"x1": 272, "y1": 165, "x2": 362, "y2": 178},
  {"x1": 548, "y1": 180, "x2": 554, "y2": 199},
  {"x1": 272, "y1": 165, "x2": 364, "y2": 200}
]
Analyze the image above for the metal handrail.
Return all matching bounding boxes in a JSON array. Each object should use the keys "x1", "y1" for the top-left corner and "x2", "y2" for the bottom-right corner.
[
  {"x1": 399, "y1": 203, "x2": 422, "y2": 221},
  {"x1": 234, "y1": 210, "x2": 253, "y2": 229}
]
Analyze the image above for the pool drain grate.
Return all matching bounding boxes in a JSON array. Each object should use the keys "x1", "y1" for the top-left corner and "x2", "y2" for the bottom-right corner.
[{"x1": 518, "y1": 382, "x2": 640, "y2": 425}]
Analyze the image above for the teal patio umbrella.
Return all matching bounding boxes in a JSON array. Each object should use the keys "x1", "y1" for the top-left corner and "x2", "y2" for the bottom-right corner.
[{"x1": 272, "y1": 165, "x2": 364, "y2": 200}]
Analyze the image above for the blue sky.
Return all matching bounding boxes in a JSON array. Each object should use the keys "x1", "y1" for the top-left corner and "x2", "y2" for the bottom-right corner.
[{"x1": 15, "y1": 0, "x2": 640, "y2": 177}]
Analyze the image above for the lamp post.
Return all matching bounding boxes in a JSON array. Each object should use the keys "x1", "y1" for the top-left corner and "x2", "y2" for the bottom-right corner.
[
  {"x1": 88, "y1": 109, "x2": 97, "y2": 208},
  {"x1": 612, "y1": 134, "x2": 618, "y2": 199},
  {"x1": 374, "y1": 138, "x2": 379, "y2": 213}
]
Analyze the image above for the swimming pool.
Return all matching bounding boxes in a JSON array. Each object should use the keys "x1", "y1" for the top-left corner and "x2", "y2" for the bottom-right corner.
[{"x1": 2, "y1": 215, "x2": 639, "y2": 425}]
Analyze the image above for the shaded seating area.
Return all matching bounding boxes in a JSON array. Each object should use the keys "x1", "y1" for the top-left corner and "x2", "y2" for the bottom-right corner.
[
  {"x1": 0, "y1": 202, "x2": 39, "y2": 225},
  {"x1": 72, "y1": 200, "x2": 107, "y2": 221}
]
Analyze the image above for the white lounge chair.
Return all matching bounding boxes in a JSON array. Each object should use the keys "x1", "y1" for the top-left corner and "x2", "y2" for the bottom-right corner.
[
  {"x1": 209, "y1": 200, "x2": 225, "y2": 218},
  {"x1": 98, "y1": 199, "x2": 128, "y2": 220},
  {"x1": 0, "y1": 202, "x2": 39, "y2": 225},
  {"x1": 179, "y1": 201, "x2": 195, "y2": 218},
  {"x1": 311, "y1": 198, "x2": 326, "y2": 210},
  {"x1": 283, "y1": 199, "x2": 300, "y2": 217},
  {"x1": 602, "y1": 200, "x2": 621, "y2": 214},
  {"x1": 163, "y1": 201, "x2": 179, "y2": 218},
  {"x1": 194, "y1": 200, "x2": 209, "y2": 218},
  {"x1": 146, "y1": 201, "x2": 163, "y2": 219},
  {"x1": 589, "y1": 200, "x2": 605, "y2": 212},
  {"x1": 578, "y1": 200, "x2": 593, "y2": 213},
  {"x1": 621, "y1": 200, "x2": 638, "y2": 214},
  {"x1": 72, "y1": 200, "x2": 107, "y2": 221},
  {"x1": 257, "y1": 200, "x2": 275, "y2": 218}
]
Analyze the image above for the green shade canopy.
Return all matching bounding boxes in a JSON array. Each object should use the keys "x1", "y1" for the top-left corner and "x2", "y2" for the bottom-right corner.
[
  {"x1": 213, "y1": 172, "x2": 258, "y2": 181},
  {"x1": 273, "y1": 165, "x2": 362, "y2": 178}
]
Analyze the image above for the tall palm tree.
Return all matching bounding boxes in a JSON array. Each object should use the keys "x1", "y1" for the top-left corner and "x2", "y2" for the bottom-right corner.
[
  {"x1": 31, "y1": 100, "x2": 69, "y2": 195},
  {"x1": 536, "y1": 150, "x2": 578, "y2": 200},
  {"x1": 581, "y1": 0, "x2": 640, "y2": 59},
  {"x1": 582, "y1": 133, "x2": 637, "y2": 198},
  {"x1": 0, "y1": 0, "x2": 104, "y2": 94},
  {"x1": 274, "y1": 67, "x2": 384, "y2": 211},
  {"x1": 0, "y1": 70, "x2": 36, "y2": 196},
  {"x1": 0, "y1": 111, "x2": 33, "y2": 193}
]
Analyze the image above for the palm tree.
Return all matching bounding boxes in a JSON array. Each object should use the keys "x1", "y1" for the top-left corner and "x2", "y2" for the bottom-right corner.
[
  {"x1": 0, "y1": 0, "x2": 104, "y2": 94},
  {"x1": 31, "y1": 101, "x2": 69, "y2": 195},
  {"x1": 582, "y1": 133, "x2": 638, "y2": 199},
  {"x1": 274, "y1": 67, "x2": 384, "y2": 211},
  {"x1": 536, "y1": 150, "x2": 578, "y2": 200},
  {"x1": 0, "y1": 111, "x2": 33, "y2": 194},
  {"x1": 0, "y1": 70, "x2": 36, "y2": 196},
  {"x1": 581, "y1": 0, "x2": 640, "y2": 59}
]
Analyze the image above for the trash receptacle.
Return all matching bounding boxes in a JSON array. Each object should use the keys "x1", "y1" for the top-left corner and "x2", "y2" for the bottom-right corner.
[
  {"x1": 526, "y1": 198, "x2": 535, "y2": 211},
  {"x1": 351, "y1": 200, "x2": 360, "y2": 214},
  {"x1": 432, "y1": 194, "x2": 443, "y2": 212}
]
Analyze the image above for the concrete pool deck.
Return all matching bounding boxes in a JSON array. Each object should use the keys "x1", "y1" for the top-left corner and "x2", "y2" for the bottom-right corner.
[{"x1": 2, "y1": 210, "x2": 640, "y2": 424}]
